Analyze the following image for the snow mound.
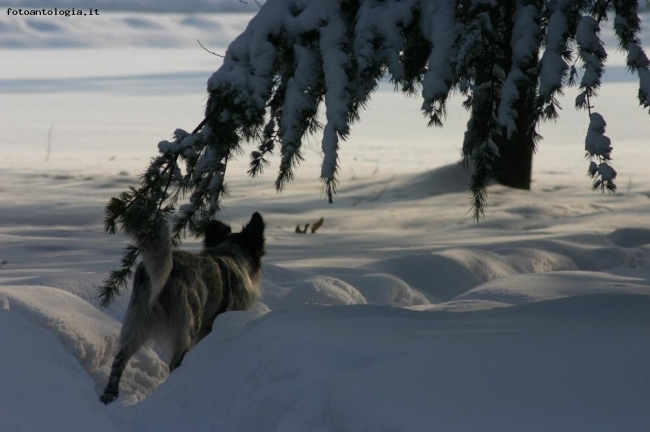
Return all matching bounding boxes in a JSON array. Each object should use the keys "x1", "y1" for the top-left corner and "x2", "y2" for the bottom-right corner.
[
  {"x1": 0, "y1": 273, "x2": 132, "y2": 319},
  {"x1": 456, "y1": 270, "x2": 650, "y2": 305},
  {"x1": 439, "y1": 247, "x2": 576, "y2": 281},
  {"x1": 263, "y1": 267, "x2": 430, "y2": 310},
  {"x1": 607, "y1": 227, "x2": 650, "y2": 248},
  {"x1": 0, "y1": 285, "x2": 168, "y2": 405},
  {"x1": 0, "y1": 309, "x2": 115, "y2": 432},
  {"x1": 283, "y1": 276, "x2": 367, "y2": 307},
  {"x1": 336, "y1": 273, "x2": 429, "y2": 307},
  {"x1": 365, "y1": 253, "x2": 482, "y2": 302},
  {"x1": 118, "y1": 296, "x2": 650, "y2": 432},
  {"x1": 411, "y1": 299, "x2": 510, "y2": 312},
  {"x1": 389, "y1": 163, "x2": 472, "y2": 199}
]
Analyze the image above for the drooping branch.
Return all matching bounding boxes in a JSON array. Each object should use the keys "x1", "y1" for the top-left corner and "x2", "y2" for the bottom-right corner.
[
  {"x1": 420, "y1": 0, "x2": 458, "y2": 127},
  {"x1": 612, "y1": 0, "x2": 650, "y2": 111},
  {"x1": 498, "y1": 1, "x2": 542, "y2": 138},
  {"x1": 99, "y1": 119, "x2": 211, "y2": 305},
  {"x1": 574, "y1": 11, "x2": 614, "y2": 192},
  {"x1": 276, "y1": 40, "x2": 325, "y2": 190}
]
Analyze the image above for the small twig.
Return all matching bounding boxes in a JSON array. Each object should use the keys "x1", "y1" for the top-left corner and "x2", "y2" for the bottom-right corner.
[
  {"x1": 627, "y1": 176, "x2": 633, "y2": 194},
  {"x1": 585, "y1": 89, "x2": 593, "y2": 116},
  {"x1": 45, "y1": 122, "x2": 55, "y2": 161},
  {"x1": 239, "y1": 0, "x2": 263, "y2": 7},
  {"x1": 151, "y1": 155, "x2": 179, "y2": 228},
  {"x1": 197, "y1": 39, "x2": 224, "y2": 58}
]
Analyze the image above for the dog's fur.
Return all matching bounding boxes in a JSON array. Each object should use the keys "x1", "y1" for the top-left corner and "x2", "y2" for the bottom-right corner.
[{"x1": 100, "y1": 212, "x2": 265, "y2": 405}]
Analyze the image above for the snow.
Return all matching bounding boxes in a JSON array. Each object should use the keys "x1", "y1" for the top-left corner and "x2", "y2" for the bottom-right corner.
[
  {"x1": 0, "y1": 285, "x2": 168, "y2": 406},
  {"x1": 1, "y1": 5, "x2": 650, "y2": 432},
  {"x1": 498, "y1": 3, "x2": 540, "y2": 136},
  {"x1": 0, "y1": 309, "x2": 115, "y2": 432},
  {"x1": 421, "y1": 0, "x2": 457, "y2": 104},
  {"x1": 538, "y1": 0, "x2": 571, "y2": 101},
  {"x1": 576, "y1": 15, "x2": 607, "y2": 90},
  {"x1": 115, "y1": 297, "x2": 650, "y2": 432},
  {"x1": 585, "y1": 112, "x2": 612, "y2": 157}
]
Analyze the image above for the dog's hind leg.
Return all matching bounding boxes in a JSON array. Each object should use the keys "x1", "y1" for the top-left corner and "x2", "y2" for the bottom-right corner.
[
  {"x1": 101, "y1": 267, "x2": 153, "y2": 404},
  {"x1": 100, "y1": 344, "x2": 138, "y2": 404},
  {"x1": 101, "y1": 314, "x2": 149, "y2": 404},
  {"x1": 101, "y1": 313, "x2": 154, "y2": 404}
]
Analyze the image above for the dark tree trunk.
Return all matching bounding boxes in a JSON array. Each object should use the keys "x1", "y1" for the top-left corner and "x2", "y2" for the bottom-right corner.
[
  {"x1": 492, "y1": 0, "x2": 541, "y2": 191},
  {"x1": 494, "y1": 137, "x2": 534, "y2": 189},
  {"x1": 493, "y1": 85, "x2": 537, "y2": 190}
]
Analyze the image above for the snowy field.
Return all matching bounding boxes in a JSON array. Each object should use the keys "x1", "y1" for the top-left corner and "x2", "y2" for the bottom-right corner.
[{"x1": 1, "y1": 5, "x2": 650, "y2": 432}]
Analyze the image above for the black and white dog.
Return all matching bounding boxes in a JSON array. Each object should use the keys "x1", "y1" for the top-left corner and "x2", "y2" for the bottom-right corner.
[{"x1": 100, "y1": 213, "x2": 265, "y2": 405}]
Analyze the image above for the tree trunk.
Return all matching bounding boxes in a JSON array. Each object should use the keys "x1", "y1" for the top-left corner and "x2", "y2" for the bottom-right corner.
[
  {"x1": 492, "y1": 0, "x2": 540, "y2": 191},
  {"x1": 493, "y1": 84, "x2": 536, "y2": 190},
  {"x1": 494, "y1": 139, "x2": 534, "y2": 190}
]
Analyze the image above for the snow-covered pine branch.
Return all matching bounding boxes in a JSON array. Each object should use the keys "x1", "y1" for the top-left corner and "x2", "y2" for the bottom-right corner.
[
  {"x1": 193, "y1": 0, "x2": 650, "y2": 222},
  {"x1": 319, "y1": 5, "x2": 352, "y2": 202},
  {"x1": 100, "y1": 0, "x2": 650, "y2": 305},
  {"x1": 575, "y1": 10, "x2": 612, "y2": 192},
  {"x1": 538, "y1": 0, "x2": 576, "y2": 121},
  {"x1": 612, "y1": 0, "x2": 650, "y2": 111},
  {"x1": 498, "y1": 1, "x2": 541, "y2": 138},
  {"x1": 585, "y1": 112, "x2": 616, "y2": 192},
  {"x1": 456, "y1": 1, "x2": 504, "y2": 219},
  {"x1": 420, "y1": 0, "x2": 458, "y2": 126}
]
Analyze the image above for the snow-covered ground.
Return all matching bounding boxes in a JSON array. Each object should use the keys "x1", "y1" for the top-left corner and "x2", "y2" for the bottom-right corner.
[{"x1": 1, "y1": 6, "x2": 650, "y2": 432}]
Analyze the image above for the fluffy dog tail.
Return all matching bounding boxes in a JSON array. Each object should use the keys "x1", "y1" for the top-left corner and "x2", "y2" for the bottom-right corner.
[{"x1": 125, "y1": 218, "x2": 173, "y2": 310}]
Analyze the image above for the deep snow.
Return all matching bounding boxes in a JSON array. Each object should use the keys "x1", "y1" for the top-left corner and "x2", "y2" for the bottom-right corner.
[{"x1": 1, "y1": 5, "x2": 650, "y2": 432}]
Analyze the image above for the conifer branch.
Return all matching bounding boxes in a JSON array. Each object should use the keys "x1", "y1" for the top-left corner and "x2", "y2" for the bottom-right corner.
[
  {"x1": 98, "y1": 117, "x2": 211, "y2": 307},
  {"x1": 100, "y1": 0, "x2": 649, "y2": 302}
]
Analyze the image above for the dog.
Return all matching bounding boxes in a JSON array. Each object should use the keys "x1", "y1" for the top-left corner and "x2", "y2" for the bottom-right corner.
[{"x1": 100, "y1": 212, "x2": 265, "y2": 405}]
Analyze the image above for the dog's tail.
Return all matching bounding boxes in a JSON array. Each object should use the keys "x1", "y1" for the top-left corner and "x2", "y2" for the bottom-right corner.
[{"x1": 124, "y1": 218, "x2": 173, "y2": 310}]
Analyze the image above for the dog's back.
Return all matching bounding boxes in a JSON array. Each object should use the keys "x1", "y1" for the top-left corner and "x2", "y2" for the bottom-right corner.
[{"x1": 100, "y1": 213, "x2": 265, "y2": 404}]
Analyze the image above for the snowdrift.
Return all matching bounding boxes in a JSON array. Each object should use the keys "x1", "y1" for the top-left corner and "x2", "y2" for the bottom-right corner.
[{"x1": 1, "y1": 166, "x2": 650, "y2": 431}]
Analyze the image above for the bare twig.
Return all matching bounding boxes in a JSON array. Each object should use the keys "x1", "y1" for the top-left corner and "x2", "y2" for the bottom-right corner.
[
  {"x1": 45, "y1": 122, "x2": 55, "y2": 161},
  {"x1": 239, "y1": 0, "x2": 263, "y2": 7},
  {"x1": 197, "y1": 39, "x2": 224, "y2": 58}
]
